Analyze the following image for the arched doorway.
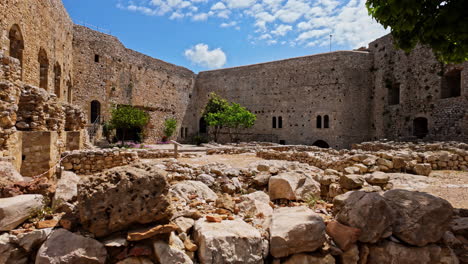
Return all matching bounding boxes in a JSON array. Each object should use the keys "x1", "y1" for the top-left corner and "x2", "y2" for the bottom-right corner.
[
  {"x1": 9, "y1": 24, "x2": 24, "y2": 78},
  {"x1": 199, "y1": 117, "x2": 207, "y2": 133},
  {"x1": 313, "y1": 140, "x2": 330, "y2": 148},
  {"x1": 413, "y1": 117, "x2": 428, "y2": 139},
  {"x1": 67, "y1": 77, "x2": 72, "y2": 103},
  {"x1": 38, "y1": 48, "x2": 49, "y2": 89},
  {"x1": 90, "y1": 100, "x2": 101, "y2": 124}
]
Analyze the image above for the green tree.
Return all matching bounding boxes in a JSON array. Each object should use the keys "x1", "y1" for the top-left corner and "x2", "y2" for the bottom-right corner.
[
  {"x1": 202, "y1": 92, "x2": 229, "y2": 142},
  {"x1": 109, "y1": 105, "x2": 149, "y2": 145},
  {"x1": 366, "y1": 0, "x2": 468, "y2": 63},
  {"x1": 223, "y1": 103, "x2": 256, "y2": 142},
  {"x1": 163, "y1": 118, "x2": 177, "y2": 142}
]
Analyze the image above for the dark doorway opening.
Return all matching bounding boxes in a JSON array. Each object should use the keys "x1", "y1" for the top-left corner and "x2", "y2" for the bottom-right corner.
[
  {"x1": 313, "y1": 140, "x2": 330, "y2": 148},
  {"x1": 316, "y1": 116, "x2": 322, "y2": 128},
  {"x1": 413, "y1": 117, "x2": 429, "y2": 139},
  {"x1": 441, "y1": 70, "x2": 461, "y2": 98},
  {"x1": 90, "y1": 100, "x2": 101, "y2": 124},
  {"x1": 38, "y1": 49, "x2": 49, "y2": 89},
  {"x1": 9, "y1": 24, "x2": 24, "y2": 67},
  {"x1": 279, "y1": 140, "x2": 286, "y2": 145},
  {"x1": 199, "y1": 117, "x2": 207, "y2": 133}
]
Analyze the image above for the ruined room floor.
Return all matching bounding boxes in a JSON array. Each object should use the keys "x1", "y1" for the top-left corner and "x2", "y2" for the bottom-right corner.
[{"x1": 146, "y1": 153, "x2": 468, "y2": 209}]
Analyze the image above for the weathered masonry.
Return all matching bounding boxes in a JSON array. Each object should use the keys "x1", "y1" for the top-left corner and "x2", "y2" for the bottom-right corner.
[{"x1": 1, "y1": 0, "x2": 467, "y2": 156}]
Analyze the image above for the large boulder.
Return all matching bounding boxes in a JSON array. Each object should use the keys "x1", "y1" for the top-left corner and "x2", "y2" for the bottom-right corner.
[
  {"x1": 53, "y1": 171, "x2": 80, "y2": 206},
  {"x1": 193, "y1": 218, "x2": 264, "y2": 264},
  {"x1": 365, "y1": 240, "x2": 443, "y2": 264},
  {"x1": 238, "y1": 191, "x2": 273, "y2": 229},
  {"x1": 0, "y1": 194, "x2": 44, "y2": 231},
  {"x1": 269, "y1": 172, "x2": 320, "y2": 201},
  {"x1": 334, "y1": 191, "x2": 395, "y2": 243},
  {"x1": 339, "y1": 175, "x2": 364, "y2": 190},
  {"x1": 153, "y1": 239, "x2": 193, "y2": 264},
  {"x1": 0, "y1": 161, "x2": 23, "y2": 182},
  {"x1": 270, "y1": 206, "x2": 326, "y2": 258},
  {"x1": 170, "y1": 180, "x2": 218, "y2": 202},
  {"x1": 35, "y1": 229, "x2": 107, "y2": 264},
  {"x1": 77, "y1": 165, "x2": 172, "y2": 237},
  {"x1": 0, "y1": 233, "x2": 27, "y2": 264},
  {"x1": 383, "y1": 189, "x2": 453, "y2": 246}
]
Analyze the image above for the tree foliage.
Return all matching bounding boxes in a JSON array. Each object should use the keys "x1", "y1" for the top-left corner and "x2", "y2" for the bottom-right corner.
[
  {"x1": 366, "y1": 0, "x2": 468, "y2": 63},
  {"x1": 163, "y1": 118, "x2": 177, "y2": 139},
  {"x1": 202, "y1": 93, "x2": 256, "y2": 142},
  {"x1": 110, "y1": 105, "x2": 149, "y2": 144}
]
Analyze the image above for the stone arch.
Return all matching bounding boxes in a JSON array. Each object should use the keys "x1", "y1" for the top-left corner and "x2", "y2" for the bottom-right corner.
[
  {"x1": 313, "y1": 140, "x2": 330, "y2": 148},
  {"x1": 38, "y1": 48, "x2": 49, "y2": 89},
  {"x1": 316, "y1": 115, "x2": 322, "y2": 129},
  {"x1": 199, "y1": 117, "x2": 207, "y2": 133},
  {"x1": 272, "y1": 117, "x2": 277, "y2": 129},
  {"x1": 90, "y1": 100, "x2": 101, "y2": 124},
  {"x1": 9, "y1": 24, "x2": 24, "y2": 75},
  {"x1": 413, "y1": 117, "x2": 429, "y2": 139},
  {"x1": 324, "y1": 115, "x2": 330, "y2": 128},
  {"x1": 54, "y1": 63, "x2": 62, "y2": 97},
  {"x1": 278, "y1": 116, "x2": 283, "y2": 129}
]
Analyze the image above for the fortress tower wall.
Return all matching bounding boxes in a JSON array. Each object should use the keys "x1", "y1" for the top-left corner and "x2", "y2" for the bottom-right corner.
[
  {"x1": 369, "y1": 35, "x2": 468, "y2": 142},
  {"x1": 72, "y1": 25, "x2": 195, "y2": 143},
  {"x1": 0, "y1": 0, "x2": 74, "y2": 102},
  {"x1": 183, "y1": 51, "x2": 374, "y2": 149}
]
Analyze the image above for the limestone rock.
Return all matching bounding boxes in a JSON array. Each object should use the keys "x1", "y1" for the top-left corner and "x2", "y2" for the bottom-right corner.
[
  {"x1": 0, "y1": 194, "x2": 44, "y2": 231},
  {"x1": 270, "y1": 206, "x2": 326, "y2": 258},
  {"x1": 35, "y1": 229, "x2": 107, "y2": 264},
  {"x1": 451, "y1": 217, "x2": 468, "y2": 237},
  {"x1": 238, "y1": 191, "x2": 273, "y2": 228},
  {"x1": 325, "y1": 221, "x2": 360, "y2": 251},
  {"x1": 193, "y1": 218, "x2": 264, "y2": 264},
  {"x1": 174, "y1": 217, "x2": 195, "y2": 233},
  {"x1": 269, "y1": 172, "x2": 320, "y2": 201},
  {"x1": 339, "y1": 174, "x2": 364, "y2": 189},
  {"x1": 0, "y1": 233, "x2": 27, "y2": 264},
  {"x1": 170, "y1": 180, "x2": 218, "y2": 202},
  {"x1": 335, "y1": 191, "x2": 394, "y2": 243},
  {"x1": 283, "y1": 253, "x2": 336, "y2": 264},
  {"x1": 53, "y1": 171, "x2": 80, "y2": 206},
  {"x1": 366, "y1": 240, "x2": 442, "y2": 264},
  {"x1": 153, "y1": 239, "x2": 193, "y2": 264},
  {"x1": 384, "y1": 189, "x2": 453, "y2": 246},
  {"x1": 365, "y1": 172, "x2": 389, "y2": 185},
  {"x1": 340, "y1": 244, "x2": 359, "y2": 264},
  {"x1": 0, "y1": 161, "x2": 23, "y2": 182},
  {"x1": 14, "y1": 227, "x2": 53, "y2": 252},
  {"x1": 77, "y1": 165, "x2": 171, "y2": 237},
  {"x1": 413, "y1": 163, "x2": 432, "y2": 176},
  {"x1": 196, "y1": 174, "x2": 215, "y2": 187}
]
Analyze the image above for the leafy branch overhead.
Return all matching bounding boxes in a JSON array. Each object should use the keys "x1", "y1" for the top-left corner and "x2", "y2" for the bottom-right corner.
[{"x1": 366, "y1": 0, "x2": 468, "y2": 63}]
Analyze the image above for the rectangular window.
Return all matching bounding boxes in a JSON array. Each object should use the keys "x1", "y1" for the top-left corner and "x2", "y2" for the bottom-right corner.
[
  {"x1": 388, "y1": 83, "x2": 400, "y2": 105},
  {"x1": 94, "y1": 54, "x2": 100, "y2": 63},
  {"x1": 441, "y1": 70, "x2": 461, "y2": 98}
]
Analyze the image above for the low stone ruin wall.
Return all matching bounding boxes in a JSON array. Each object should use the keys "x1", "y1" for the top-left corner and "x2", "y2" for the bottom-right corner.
[
  {"x1": 61, "y1": 149, "x2": 139, "y2": 175},
  {"x1": 257, "y1": 146, "x2": 468, "y2": 175},
  {"x1": 134, "y1": 149, "x2": 177, "y2": 159},
  {"x1": 353, "y1": 141, "x2": 468, "y2": 151}
]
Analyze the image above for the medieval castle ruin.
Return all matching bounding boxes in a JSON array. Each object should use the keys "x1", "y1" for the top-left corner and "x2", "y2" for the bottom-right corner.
[{"x1": 1, "y1": 1, "x2": 468, "y2": 263}]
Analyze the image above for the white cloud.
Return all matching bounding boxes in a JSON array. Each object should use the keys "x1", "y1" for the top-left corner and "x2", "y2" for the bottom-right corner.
[
  {"x1": 220, "y1": 21, "x2": 237, "y2": 27},
  {"x1": 211, "y1": 2, "x2": 227, "y2": 10},
  {"x1": 192, "y1": 12, "x2": 209, "y2": 21},
  {"x1": 272, "y1": 24, "x2": 293, "y2": 36},
  {"x1": 119, "y1": 0, "x2": 389, "y2": 50},
  {"x1": 184, "y1": 43, "x2": 227, "y2": 69}
]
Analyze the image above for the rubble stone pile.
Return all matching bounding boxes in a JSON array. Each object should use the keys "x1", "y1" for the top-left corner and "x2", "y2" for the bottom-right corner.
[{"x1": 63, "y1": 103, "x2": 87, "y2": 131}]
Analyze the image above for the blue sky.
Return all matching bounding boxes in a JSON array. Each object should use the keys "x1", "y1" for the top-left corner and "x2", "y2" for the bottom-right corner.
[{"x1": 63, "y1": 0, "x2": 388, "y2": 72}]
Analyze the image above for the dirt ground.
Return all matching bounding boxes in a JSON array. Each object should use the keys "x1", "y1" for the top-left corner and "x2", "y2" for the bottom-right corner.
[
  {"x1": 159, "y1": 153, "x2": 468, "y2": 209},
  {"x1": 423, "y1": 170, "x2": 468, "y2": 209}
]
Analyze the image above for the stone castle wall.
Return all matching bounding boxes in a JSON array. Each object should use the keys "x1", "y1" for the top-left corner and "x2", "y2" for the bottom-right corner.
[
  {"x1": 0, "y1": 0, "x2": 74, "y2": 102},
  {"x1": 369, "y1": 35, "x2": 468, "y2": 142},
  {"x1": 72, "y1": 26, "x2": 195, "y2": 143},
  {"x1": 183, "y1": 51, "x2": 374, "y2": 149}
]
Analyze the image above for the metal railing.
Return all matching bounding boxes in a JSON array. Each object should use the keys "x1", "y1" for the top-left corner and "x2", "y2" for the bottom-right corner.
[
  {"x1": 88, "y1": 115, "x2": 101, "y2": 141},
  {"x1": 74, "y1": 20, "x2": 112, "y2": 35}
]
